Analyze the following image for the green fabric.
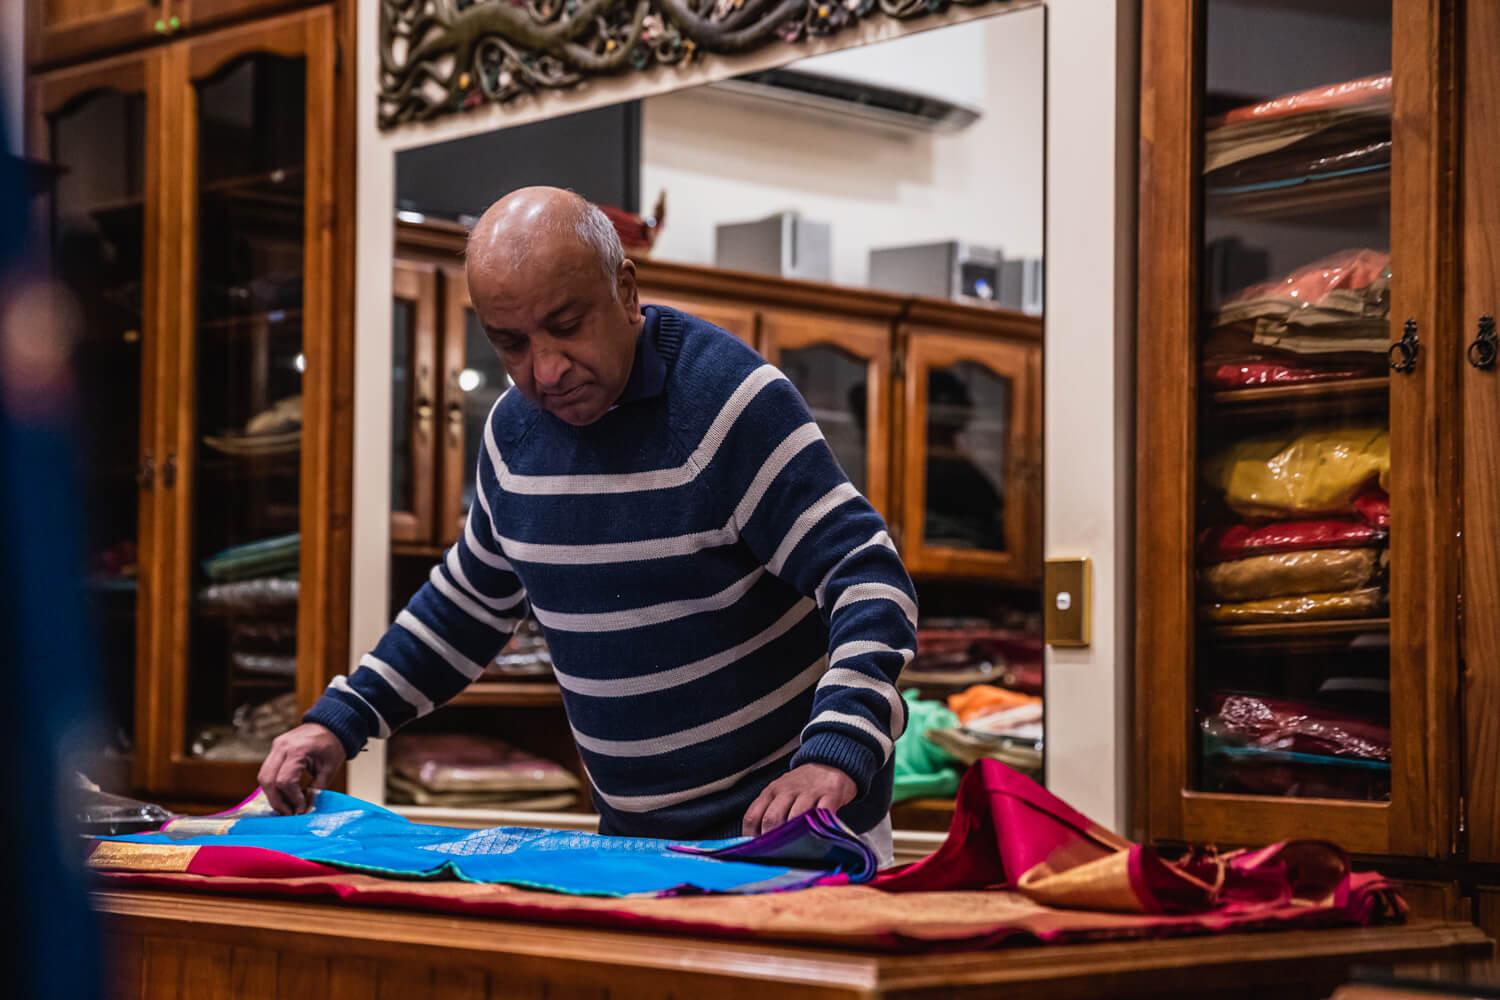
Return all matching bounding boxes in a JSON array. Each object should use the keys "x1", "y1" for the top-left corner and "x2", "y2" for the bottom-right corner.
[{"x1": 892, "y1": 689, "x2": 962, "y2": 803}]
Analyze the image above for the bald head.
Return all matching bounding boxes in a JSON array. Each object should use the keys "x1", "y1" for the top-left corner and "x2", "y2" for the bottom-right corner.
[{"x1": 463, "y1": 187, "x2": 644, "y2": 427}]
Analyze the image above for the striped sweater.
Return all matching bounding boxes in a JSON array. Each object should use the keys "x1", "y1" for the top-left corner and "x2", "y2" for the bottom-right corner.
[{"x1": 307, "y1": 305, "x2": 918, "y2": 839}]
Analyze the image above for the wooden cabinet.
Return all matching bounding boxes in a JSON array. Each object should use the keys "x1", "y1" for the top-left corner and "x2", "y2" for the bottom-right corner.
[
  {"x1": 389, "y1": 262, "x2": 438, "y2": 544},
  {"x1": 1136, "y1": 0, "x2": 1498, "y2": 880},
  {"x1": 27, "y1": 0, "x2": 316, "y2": 69},
  {"x1": 761, "y1": 310, "x2": 892, "y2": 518},
  {"x1": 29, "y1": 6, "x2": 346, "y2": 800}
]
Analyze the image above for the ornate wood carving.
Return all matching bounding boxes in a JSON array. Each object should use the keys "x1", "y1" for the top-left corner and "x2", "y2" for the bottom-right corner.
[{"x1": 380, "y1": 0, "x2": 1004, "y2": 128}]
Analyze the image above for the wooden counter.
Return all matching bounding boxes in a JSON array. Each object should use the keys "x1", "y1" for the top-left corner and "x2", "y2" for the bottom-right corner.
[{"x1": 96, "y1": 889, "x2": 1491, "y2": 999}]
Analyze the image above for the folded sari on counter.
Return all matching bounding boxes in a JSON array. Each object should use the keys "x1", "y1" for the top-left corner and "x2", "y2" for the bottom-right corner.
[
  {"x1": 91, "y1": 763, "x2": 1403, "y2": 952},
  {"x1": 87, "y1": 789, "x2": 876, "y2": 897}
]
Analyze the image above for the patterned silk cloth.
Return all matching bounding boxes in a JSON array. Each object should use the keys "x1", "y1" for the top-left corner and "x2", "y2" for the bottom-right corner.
[{"x1": 87, "y1": 790, "x2": 876, "y2": 897}]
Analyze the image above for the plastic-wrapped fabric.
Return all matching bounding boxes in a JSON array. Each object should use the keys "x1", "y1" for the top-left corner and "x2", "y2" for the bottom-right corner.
[
  {"x1": 1203, "y1": 587, "x2": 1386, "y2": 623},
  {"x1": 1203, "y1": 359, "x2": 1386, "y2": 390},
  {"x1": 1199, "y1": 548, "x2": 1381, "y2": 602},
  {"x1": 72, "y1": 774, "x2": 173, "y2": 836},
  {"x1": 947, "y1": 684, "x2": 1040, "y2": 726},
  {"x1": 1355, "y1": 489, "x2": 1391, "y2": 528},
  {"x1": 1203, "y1": 693, "x2": 1389, "y2": 761},
  {"x1": 384, "y1": 774, "x2": 578, "y2": 811},
  {"x1": 892, "y1": 690, "x2": 961, "y2": 804},
  {"x1": 1204, "y1": 75, "x2": 1392, "y2": 173},
  {"x1": 1203, "y1": 425, "x2": 1389, "y2": 518},
  {"x1": 1202, "y1": 745, "x2": 1390, "y2": 800},
  {"x1": 1199, "y1": 519, "x2": 1386, "y2": 564},
  {"x1": 388, "y1": 732, "x2": 579, "y2": 795}
]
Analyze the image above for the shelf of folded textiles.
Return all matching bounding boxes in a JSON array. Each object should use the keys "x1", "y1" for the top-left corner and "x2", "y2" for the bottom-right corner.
[
  {"x1": 891, "y1": 797, "x2": 958, "y2": 833},
  {"x1": 1206, "y1": 376, "x2": 1390, "y2": 420},
  {"x1": 1205, "y1": 169, "x2": 1390, "y2": 221},
  {"x1": 1204, "y1": 616, "x2": 1390, "y2": 641},
  {"x1": 450, "y1": 681, "x2": 565, "y2": 708}
]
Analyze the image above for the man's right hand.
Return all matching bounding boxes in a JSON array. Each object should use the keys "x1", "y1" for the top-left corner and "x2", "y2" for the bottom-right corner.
[{"x1": 257, "y1": 722, "x2": 347, "y2": 815}]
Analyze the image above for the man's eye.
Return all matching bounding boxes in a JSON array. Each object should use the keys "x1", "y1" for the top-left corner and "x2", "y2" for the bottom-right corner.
[
  {"x1": 553, "y1": 319, "x2": 582, "y2": 335},
  {"x1": 496, "y1": 337, "x2": 525, "y2": 353}
]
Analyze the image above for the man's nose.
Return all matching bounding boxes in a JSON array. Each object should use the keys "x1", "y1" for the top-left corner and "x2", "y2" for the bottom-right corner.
[{"x1": 532, "y1": 344, "x2": 573, "y2": 389}]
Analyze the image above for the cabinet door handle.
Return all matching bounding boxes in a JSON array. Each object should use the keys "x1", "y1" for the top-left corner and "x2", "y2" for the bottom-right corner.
[
  {"x1": 161, "y1": 452, "x2": 177, "y2": 488},
  {"x1": 1389, "y1": 319, "x2": 1420, "y2": 374},
  {"x1": 1469, "y1": 315, "x2": 1497, "y2": 370},
  {"x1": 447, "y1": 401, "x2": 463, "y2": 446},
  {"x1": 415, "y1": 398, "x2": 434, "y2": 437},
  {"x1": 137, "y1": 452, "x2": 155, "y2": 489}
]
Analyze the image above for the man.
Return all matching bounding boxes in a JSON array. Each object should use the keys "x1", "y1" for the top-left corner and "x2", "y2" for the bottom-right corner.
[{"x1": 260, "y1": 188, "x2": 917, "y2": 856}]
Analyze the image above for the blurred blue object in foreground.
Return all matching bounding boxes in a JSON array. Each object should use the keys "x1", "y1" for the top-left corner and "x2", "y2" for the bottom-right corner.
[{"x1": 0, "y1": 110, "x2": 105, "y2": 999}]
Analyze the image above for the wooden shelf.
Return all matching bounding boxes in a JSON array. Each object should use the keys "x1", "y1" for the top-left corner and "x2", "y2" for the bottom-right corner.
[
  {"x1": 891, "y1": 797, "x2": 957, "y2": 833},
  {"x1": 1206, "y1": 169, "x2": 1389, "y2": 220},
  {"x1": 1205, "y1": 617, "x2": 1390, "y2": 640},
  {"x1": 451, "y1": 681, "x2": 564, "y2": 708},
  {"x1": 199, "y1": 308, "x2": 302, "y2": 334},
  {"x1": 1208, "y1": 376, "x2": 1389, "y2": 420}
]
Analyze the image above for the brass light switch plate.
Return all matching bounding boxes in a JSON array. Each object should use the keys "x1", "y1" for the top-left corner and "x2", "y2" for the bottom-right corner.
[{"x1": 1044, "y1": 557, "x2": 1091, "y2": 648}]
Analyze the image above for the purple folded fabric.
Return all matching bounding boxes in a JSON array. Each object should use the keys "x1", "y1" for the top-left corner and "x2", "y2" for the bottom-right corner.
[{"x1": 670, "y1": 808, "x2": 877, "y2": 885}]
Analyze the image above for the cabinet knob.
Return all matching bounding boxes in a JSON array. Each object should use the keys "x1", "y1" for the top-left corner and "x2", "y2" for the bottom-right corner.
[
  {"x1": 1389, "y1": 319, "x2": 1420, "y2": 374},
  {"x1": 1469, "y1": 315, "x2": 1497, "y2": 370},
  {"x1": 415, "y1": 398, "x2": 434, "y2": 435},
  {"x1": 154, "y1": 19, "x2": 167, "y2": 33},
  {"x1": 137, "y1": 452, "x2": 155, "y2": 489},
  {"x1": 447, "y1": 401, "x2": 463, "y2": 446}
]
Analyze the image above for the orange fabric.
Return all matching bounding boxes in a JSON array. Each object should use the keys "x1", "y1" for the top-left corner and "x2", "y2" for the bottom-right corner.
[{"x1": 947, "y1": 685, "x2": 1040, "y2": 725}]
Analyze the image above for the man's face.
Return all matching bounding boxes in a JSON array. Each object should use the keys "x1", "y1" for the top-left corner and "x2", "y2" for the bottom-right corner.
[{"x1": 468, "y1": 239, "x2": 642, "y2": 427}]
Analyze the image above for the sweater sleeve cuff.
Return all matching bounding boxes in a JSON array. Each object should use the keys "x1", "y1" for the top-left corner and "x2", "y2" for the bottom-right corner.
[
  {"x1": 304, "y1": 696, "x2": 369, "y2": 760},
  {"x1": 792, "y1": 730, "x2": 882, "y2": 797}
]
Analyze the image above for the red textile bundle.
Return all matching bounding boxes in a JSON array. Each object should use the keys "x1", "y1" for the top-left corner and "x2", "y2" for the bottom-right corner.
[
  {"x1": 1199, "y1": 519, "x2": 1387, "y2": 564},
  {"x1": 93, "y1": 763, "x2": 1403, "y2": 950},
  {"x1": 1206, "y1": 693, "x2": 1390, "y2": 762},
  {"x1": 1203, "y1": 361, "x2": 1383, "y2": 390}
]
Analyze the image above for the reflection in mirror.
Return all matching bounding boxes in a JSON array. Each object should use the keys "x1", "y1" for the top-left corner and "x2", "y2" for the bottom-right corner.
[{"x1": 380, "y1": 6, "x2": 1045, "y2": 834}]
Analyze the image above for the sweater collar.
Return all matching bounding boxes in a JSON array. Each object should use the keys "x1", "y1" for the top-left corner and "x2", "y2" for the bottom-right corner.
[{"x1": 615, "y1": 305, "x2": 672, "y2": 406}]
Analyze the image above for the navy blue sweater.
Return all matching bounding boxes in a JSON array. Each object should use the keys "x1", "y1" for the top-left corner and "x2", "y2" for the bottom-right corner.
[{"x1": 307, "y1": 306, "x2": 918, "y2": 838}]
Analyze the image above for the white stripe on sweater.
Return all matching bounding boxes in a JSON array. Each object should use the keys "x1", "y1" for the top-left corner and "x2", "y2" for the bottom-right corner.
[
  {"x1": 830, "y1": 581, "x2": 918, "y2": 627},
  {"x1": 552, "y1": 599, "x2": 816, "y2": 697},
  {"x1": 330, "y1": 675, "x2": 391, "y2": 739},
  {"x1": 803, "y1": 710, "x2": 895, "y2": 762},
  {"x1": 428, "y1": 565, "x2": 520, "y2": 634},
  {"x1": 767, "y1": 481, "x2": 861, "y2": 575},
  {"x1": 816, "y1": 668, "x2": 907, "y2": 739},
  {"x1": 592, "y1": 736, "x2": 801, "y2": 813},
  {"x1": 484, "y1": 365, "x2": 785, "y2": 495},
  {"x1": 531, "y1": 567, "x2": 764, "y2": 633},
  {"x1": 462, "y1": 514, "x2": 514, "y2": 572},
  {"x1": 396, "y1": 609, "x2": 485, "y2": 681},
  {"x1": 815, "y1": 530, "x2": 897, "y2": 608},
  {"x1": 358, "y1": 654, "x2": 434, "y2": 717},
  {"x1": 445, "y1": 546, "x2": 526, "y2": 614},
  {"x1": 571, "y1": 656, "x2": 825, "y2": 757},
  {"x1": 492, "y1": 421, "x2": 825, "y2": 567}
]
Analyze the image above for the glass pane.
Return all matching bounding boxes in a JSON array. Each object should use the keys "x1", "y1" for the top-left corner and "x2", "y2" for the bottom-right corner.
[
  {"x1": 780, "y1": 344, "x2": 868, "y2": 493},
  {"x1": 186, "y1": 53, "x2": 307, "y2": 760},
  {"x1": 460, "y1": 307, "x2": 510, "y2": 514},
  {"x1": 391, "y1": 298, "x2": 414, "y2": 514},
  {"x1": 1194, "y1": 1, "x2": 1392, "y2": 800},
  {"x1": 49, "y1": 86, "x2": 147, "y2": 774},
  {"x1": 923, "y1": 362, "x2": 1010, "y2": 552}
]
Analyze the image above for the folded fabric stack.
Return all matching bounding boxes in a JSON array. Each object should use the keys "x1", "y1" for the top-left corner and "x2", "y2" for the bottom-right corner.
[
  {"x1": 1201, "y1": 426, "x2": 1390, "y2": 623},
  {"x1": 197, "y1": 576, "x2": 299, "y2": 615},
  {"x1": 483, "y1": 616, "x2": 554, "y2": 680},
  {"x1": 1204, "y1": 74, "x2": 1391, "y2": 193},
  {"x1": 904, "y1": 622, "x2": 1042, "y2": 693},
  {"x1": 191, "y1": 691, "x2": 299, "y2": 762},
  {"x1": 916, "y1": 684, "x2": 1044, "y2": 779},
  {"x1": 201, "y1": 533, "x2": 299, "y2": 583},
  {"x1": 1203, "y1": 249, "x2": 1392, "y2": 389},
  {"x1": 386, "y1": 732, "x2": 580, "y2": 811},
  {"x1": 1201, "y1": 692, "x2": 1390, "y2": 800},
  {"x1": 892, "y1": 690, "x2": 961, "y2": 803},
  {"x1": 203, "y1": 394, "x2": 302, "y2": 457}
]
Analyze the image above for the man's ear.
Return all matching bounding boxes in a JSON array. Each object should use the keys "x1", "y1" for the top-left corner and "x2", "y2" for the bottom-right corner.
[{"x1": 617, "y1": 258, "x2": 643, "y2": 324}]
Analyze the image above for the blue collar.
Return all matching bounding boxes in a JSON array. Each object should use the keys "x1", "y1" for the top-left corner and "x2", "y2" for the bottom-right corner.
[{"x1": 615, "y1": 305, "x2": 670, "y2": 406}]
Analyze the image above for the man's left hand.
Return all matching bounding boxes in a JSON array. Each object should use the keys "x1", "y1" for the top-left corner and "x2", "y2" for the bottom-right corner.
[{"x1": 742, "y1": 763, "x2": 856, "y2": 837}]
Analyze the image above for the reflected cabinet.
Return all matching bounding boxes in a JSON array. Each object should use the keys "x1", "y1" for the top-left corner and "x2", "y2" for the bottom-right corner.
[
  {"x1": 1138, "y1": 0, "x2": 1500, "y2": 878},
  {"x1": 28, "y1": 6, "x2": 345, "y2": 800}
]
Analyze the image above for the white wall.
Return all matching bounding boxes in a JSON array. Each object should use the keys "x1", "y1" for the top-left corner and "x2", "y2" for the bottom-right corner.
[
  {"x1": 1042, "y1": 0, "x2": 1136, "y2": 834},
  {"x1": 640, "y1": 8, "x2": 1044, "y2": 287},
  {"x1": 2, "y1": 0, "x2": 22, "y2": 152}
]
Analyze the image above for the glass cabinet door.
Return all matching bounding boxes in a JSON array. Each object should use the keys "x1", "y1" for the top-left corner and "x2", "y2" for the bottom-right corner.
[
  {"x1": 901, "y1": 329, "x2": 1033, "y2": 582},
  {"x1": 760, "y1": 311, "x2": 891, "y2": 518},
  {"x1": 390, "y1": 261, "x2": 438, "y2": 545},
  {"x1": 32, "y1": 56, "x2": 157, "y2": 791},
  {"x1": 162, "y1": 9, "x2": 334, "y2": 797},
  {"x1": 440, "y1": 270, "x2": 512, "y2": 543},
  {"x1": 26, "y1": 0, "x2": 161, "y2": 69},
  {"x1": 1139, "y1": 0, "x2": 1451, "y2": 856}
]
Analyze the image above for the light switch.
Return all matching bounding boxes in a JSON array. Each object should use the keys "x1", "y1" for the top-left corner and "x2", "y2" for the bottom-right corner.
[{"x1": 1044, "y1": 557, "x2": 1090, "y2": 647}]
